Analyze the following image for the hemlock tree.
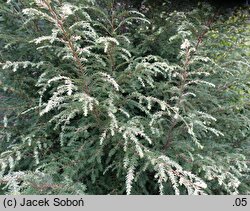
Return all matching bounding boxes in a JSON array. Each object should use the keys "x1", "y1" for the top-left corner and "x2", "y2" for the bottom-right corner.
[{"x1": 0, "y1": 0, "x2": 249, "y2": 195}]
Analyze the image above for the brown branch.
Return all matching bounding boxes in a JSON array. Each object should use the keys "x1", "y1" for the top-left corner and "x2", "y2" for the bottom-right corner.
[
  {"x1": 164, "y1": 47, "x2": 190, "y2": 150},
  {"x1": 43, "y1": 0, "x2": 89, "y2": 94},
  {"x1": 163, "y1": 12, "x2": 218, "y2": 150},
  {"x1": 36, "y1": 1, "x2": 106, "y2": 127}
]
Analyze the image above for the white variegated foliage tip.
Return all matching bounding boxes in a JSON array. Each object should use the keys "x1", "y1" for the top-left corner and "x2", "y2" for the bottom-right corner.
[
  {"x1": 100, "y1": 72, "x2": 119, "y2": 91},
  {"x1": 99, "y1": 130, "x2": 107, "y2": 145},
  {"x1": 181, "y1": 39, "x2": 191, "y2": 49},
  {"x1": 97, "y1": 37, "x2": 120, "y2": 53},
  {"x1": 61, "y1": 3, "x2": 74, "y2": 16},
  {"x1": 3, "y1": 115, "x2": 8, "y2": 128},
  {"x1": 126, "y1": 165, "x2": 135, "y2": 195},
  {"x1": 8, "y1": 156, "x2": 14, "y2": 169},
  {"x1": 35, "y1": 0, "x2": 47, "y2": 7}
]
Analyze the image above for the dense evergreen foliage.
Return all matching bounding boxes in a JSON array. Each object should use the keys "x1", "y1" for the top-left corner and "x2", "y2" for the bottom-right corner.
[{"x1": 0, "y1": 0, "x2": 249, "y2": 195}]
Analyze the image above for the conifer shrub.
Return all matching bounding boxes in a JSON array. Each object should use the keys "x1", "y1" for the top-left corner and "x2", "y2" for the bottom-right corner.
[{"x1": 0, "y1": 0, "x2": 249, "y2": 195}]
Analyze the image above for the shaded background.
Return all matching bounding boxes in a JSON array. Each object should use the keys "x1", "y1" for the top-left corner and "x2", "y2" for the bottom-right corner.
[{"x1": 129, "y1": 0, "x2": 248, "y2": 9}]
